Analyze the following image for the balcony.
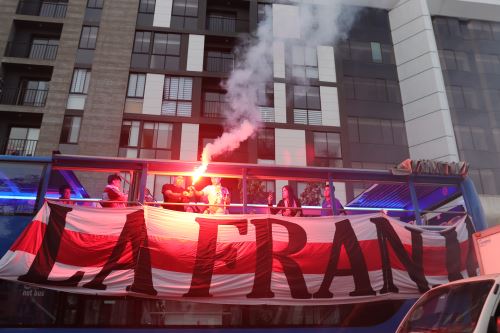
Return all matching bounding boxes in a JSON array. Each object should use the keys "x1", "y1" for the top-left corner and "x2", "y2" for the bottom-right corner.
[
  {"x1": 3, "y1": 138, "x2": 38, "y2": 156},
  {"x1": 206, "y1": 15, "x2": 249, "y2": 34},
  {"x1": 5, "y1": 41, "x2": 58, "y2": 60},
  {"x1": 16, "y1": 0, "x2": 67, "y2": 18},
  {"x1": 203, "y1": 100, "x2": 231, "y2": 118},
  {"x1": 0, "y1": 88, "x2": 49, "y2": 107},
  {"x1": 205, "y1": 51, "x2": 234, "y2": 73}
]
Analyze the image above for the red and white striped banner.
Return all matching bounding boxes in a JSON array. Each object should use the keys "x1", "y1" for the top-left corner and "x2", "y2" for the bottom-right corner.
[{"x1": 0, "y1": 202, "x2": 477, "y2": 305}]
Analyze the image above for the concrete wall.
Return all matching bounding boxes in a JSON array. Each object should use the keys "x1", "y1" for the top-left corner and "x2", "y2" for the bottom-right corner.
[
  {"x1": 77, "y1": 0, "x2": 139, "y2": 156},
  {"x1": 389, "y1": 0, "x2": 459, "y2": 162}
]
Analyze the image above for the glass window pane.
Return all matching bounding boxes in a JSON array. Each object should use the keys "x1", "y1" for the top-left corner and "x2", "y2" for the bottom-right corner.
[
  {"x1": 129, "y1": 121, "x2": 140, "y2": 146},
  {"x1": 370, "y1": 42, "x2": 382, "y2": 63},
  {"x1": 153, "y1": 33, "x2": 168, "y2": 54},
  {"x1": 155, "y1": 123, "x2": 172, "y2": 148},
  {"x1": 292, "y1": 46, "x2": 305, "y2": 65},
  {"x1": 172, "y1": 0, "x2": 185, "y2": 16},
  {"x1": 166, "y1": 34, "x2": 181, "y2": 55},
  {"x1": 185, "y1": 0, "x2": 198, "y2": 16}
]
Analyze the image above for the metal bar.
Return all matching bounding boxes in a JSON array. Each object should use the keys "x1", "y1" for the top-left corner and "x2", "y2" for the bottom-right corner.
[
  {"x1": 408, "y1": 177, "x2": 422, "y2": 225},
  {"x1": 35, "y1": 162, "x2": 52, "y2": 211},
  {"x1": 328, "y1": 172, "x2": 336, "y2": 215},
  {"x1": 242, "y1": 167, "x2": 248, "y2": 214},
  {"x1": 137, "y1": 165, "x2": 148, "y2": 204}
]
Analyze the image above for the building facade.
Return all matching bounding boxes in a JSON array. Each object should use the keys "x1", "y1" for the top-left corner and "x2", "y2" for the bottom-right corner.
[{"x1": 1, "y1": 0, "x2": 499, "y2": 223}]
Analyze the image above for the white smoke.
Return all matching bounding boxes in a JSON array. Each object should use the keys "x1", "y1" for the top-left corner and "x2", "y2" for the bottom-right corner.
[{"x1": 198, "y1": 0, "x2": 361, "y2": 166}]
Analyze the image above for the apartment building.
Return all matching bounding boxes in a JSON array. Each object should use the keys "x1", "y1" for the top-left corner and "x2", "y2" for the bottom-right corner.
[{"x1": 1, "y1": 0, "x2": 499, "y2": 223}]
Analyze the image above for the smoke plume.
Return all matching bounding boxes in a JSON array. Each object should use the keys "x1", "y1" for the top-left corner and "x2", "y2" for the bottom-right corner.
[{"x1": 196, "y1": 1, "x2": 361, "y2": 172}]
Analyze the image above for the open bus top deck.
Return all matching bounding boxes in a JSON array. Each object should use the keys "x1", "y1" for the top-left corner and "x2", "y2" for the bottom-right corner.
[{"x1": 0, "y1": 154, "x2": 487, "y2": 332}]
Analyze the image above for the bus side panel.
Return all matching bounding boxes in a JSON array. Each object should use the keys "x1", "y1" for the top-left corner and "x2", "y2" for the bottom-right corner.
[{"x1": 0, "y1": 215, "x2": 33, "y2": 257}]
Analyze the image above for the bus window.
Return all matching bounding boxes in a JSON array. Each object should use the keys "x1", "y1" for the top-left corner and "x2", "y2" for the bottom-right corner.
[
  {"x1": 0, "y1": 161, "x2": 45, "y2": 215},
  {"x1": 0, "y1": 281, "x2": 59, "y2": 326}
]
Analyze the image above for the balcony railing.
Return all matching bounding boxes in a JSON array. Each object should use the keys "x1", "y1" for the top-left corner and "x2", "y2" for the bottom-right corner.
[
  {"x1": 206, "y1": 15, "x2": 249, "y2": 33},
  {"x1": 203, "y1": 100, "x2": 232, "y2": 118},
  {"x1": 3, "y1": 139, "x2": 38, "y2": 156},
  {"x1": 5, "y1": 42, "x2": 58, "y2": 60},
  {"x1": 205, "y1": 53, "x2": 234, "y2": 73},
  {"x1": 0, "y1": 88, "x2": 49, "y2": 107},
  {"x1": 16, "y1": 0, "x2": 67, "y2": 18}
]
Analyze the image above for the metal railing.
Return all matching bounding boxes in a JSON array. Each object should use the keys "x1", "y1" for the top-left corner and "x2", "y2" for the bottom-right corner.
[
  {"x1": 5, "y1": 42, "x2": 58, "y2": 60},
  {"x1": 203, "y1": 100, "x2": 231, "y2": 118},
  {"x1": 3, "y1": 139, "x2": 38, "y2": 156},
  {"x1": 0, "y1": 88, "x2": 49, "y2": 107},
  {"x1": 16, "y1": 0, "x2": 67, "y2": 18},
  {"x1": 206, "y1": 15, "x2": 249, "y2": 33},
  {"x1": 205, "y1": 53, "x2": 234, "y2": 72}
]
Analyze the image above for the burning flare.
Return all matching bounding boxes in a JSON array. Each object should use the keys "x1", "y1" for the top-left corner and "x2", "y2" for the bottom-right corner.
[{"x1": 192, "y1": 120, "x2": 255, "y2": 185}]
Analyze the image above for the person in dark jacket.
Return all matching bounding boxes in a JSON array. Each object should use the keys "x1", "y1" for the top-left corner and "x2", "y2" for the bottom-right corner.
[{"x1": 267, "y1": 185, "x2": 302, "y2": 217}]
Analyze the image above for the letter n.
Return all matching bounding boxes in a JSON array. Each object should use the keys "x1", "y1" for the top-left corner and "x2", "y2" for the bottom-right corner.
[{"x1": 370, "y1": 217, "x2": 429, "y2": 293}]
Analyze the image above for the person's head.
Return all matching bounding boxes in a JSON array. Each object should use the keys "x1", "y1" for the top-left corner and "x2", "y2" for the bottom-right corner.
[
  {"x1": 107, "y1": 174, "x2": 122, "y2": 187},
  {"x1": 324, "y1": 182, "x2": 335, "y2": 198},
  {"x1": 174, "y1": 176, "x2": 185, "y2": 187},
  {"x1": 59, "y1": 185, "x2": 71, "y2": 199},
  {"x1": 282, "y1": 185, "x2": 295, "y2": 200},
  {"x1": 211, "y1": 177, "x2": 221, "y2": 185}
]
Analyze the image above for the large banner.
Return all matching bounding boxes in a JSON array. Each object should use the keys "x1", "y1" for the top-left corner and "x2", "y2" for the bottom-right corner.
[{"x1": 0, "y1": 202, "x2": 477, "y2": 305}]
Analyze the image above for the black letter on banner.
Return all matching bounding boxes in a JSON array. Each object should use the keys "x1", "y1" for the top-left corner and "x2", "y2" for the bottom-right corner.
[
  {"x1": 247, "y1": 218, "x2": 311, "y2": 299},
  {"x1": 313, "y1": 219, "x2": 375, "y2": 298},
  {"x1": 18, "y1": 203, "x2": 84, "y2": 286},
  {"x1": 83, "y1": 210, "x2": 157, "y2": 296},
  {"x1": 440, "y1": 227, "x2": 463, "y2": 282},
  {"x1": 464, "y1": 216, "x2": 478, "y2": 277},
  {"x1": 370, "y1": 217, "x2": 429, "y2": 293},
  {"x1": 183, "y1": 218, "x2": 248, "y2": 298}
]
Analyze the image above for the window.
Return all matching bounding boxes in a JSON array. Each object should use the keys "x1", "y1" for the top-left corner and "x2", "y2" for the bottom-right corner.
[
  {"x1": 87, "y1": 0, "x2": 103, "y2": 9},
  {"x1": 79, "y1": 26, "x2": 98, "y2": 49},
  {"x1": 343, "y1": 76, "x2": 401, "y2": 103},
  {"x1": 466, "y1": 20, "x2": 493, "y2": 40},
  {"x1": 294, "y1": 86, "x2": 320, "y2": 109},
  {"x1": 349, "y1": 117, "x2": 407, "y2": 146},
  {"x1": 312, "y1": 132, "x2": 342, "y2": 167},
  {"x1": 22, "y1": 80, "x2": 49, "y2": 106},
  {"x1": 6, "y1": 127, "x2": 39, "y2": 156},
  {"x1": 70, "y1": 69, "x2": 91, "y2": 94},
  {"x1": 29, "y1": 38, "x2": 58, "y2": 60},
  {"x1": 127, "y1": 73, "x2": 146, "y2": 98},
  {"x1": 257, "y1": 83, "x2": 274, "y2": 107},
  {"x1": 133, "y1": 31, "x2": 151, "y2": 53},
  {"x1": 257, "y1": 128, "x2": 275, "y2": 160},
  {"x1": 161, "y1": 76, "x2": 192, "y2": 117},
  {"x1": 119, "y1": 121, "x2": 173, "y2": 159},
  {"x1": 370, "y1": 42, "x2": 382, "y2": 63},
  {"x1": 349, "y1": 41, "x2": 371, "y2": 62},
  {"x1": 484, "y1": 89, "x2": 500, "y2": 111},
  {"x1": 139, "y1": 0, "x2": 155, "y2": 13},
  {"x1": 171, "y1": 0, "x2": 198, "y2": 29},
  {"x1": 207, "y1": 11, "x2": 237, "y2": 33},
  {"x1": 475, "y1": 53, "x2": 500, "y2": 74},
  {"x1": 439, "y1": 50, "x2": 471, "y2": 71},
  {"x1": 292, "y1": 46, "x2": 318, "y2": 80},
  {"x1": 205, "y1": 50, "x2": 234, "y2": 72},
  {"x1": 151, "y1": 33, "x2": 181, "y2": 70},
  {"x1": 257, "y1": 3, "x2": 271, "y2": 22},
  {"x1": 446, "y1": 86, "x2": 465, "y2": 109},
  {"x1": 60, "y1": 116, "x2": 82, "y2": 144},
  {"x1": 294, "y1": 86, "x2": 321, "y2": 125},
  {"x1": 203, "y1": 92, "x2": 230, "y2": 118}
]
